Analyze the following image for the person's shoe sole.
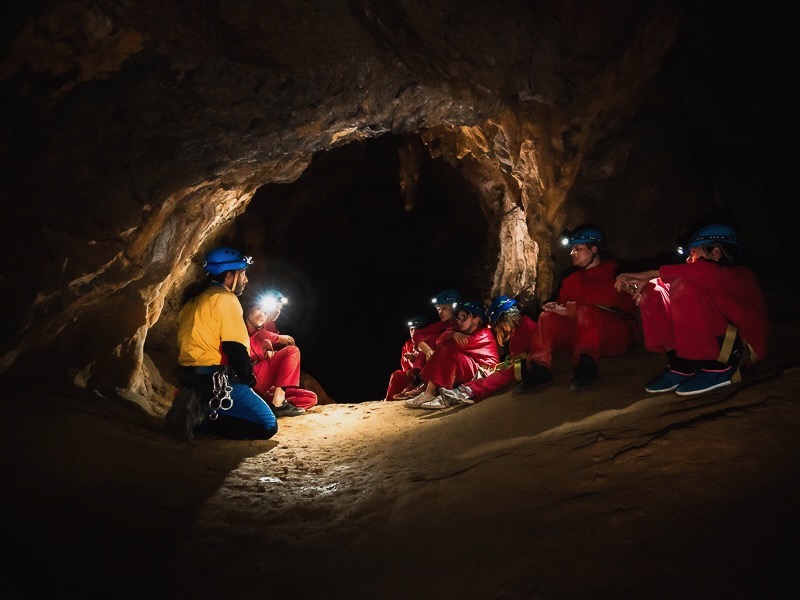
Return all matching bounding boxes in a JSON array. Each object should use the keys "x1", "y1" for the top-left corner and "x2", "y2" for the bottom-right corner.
[{"x1": 674, "y1": 379, "x2": 731, "y2": 396}]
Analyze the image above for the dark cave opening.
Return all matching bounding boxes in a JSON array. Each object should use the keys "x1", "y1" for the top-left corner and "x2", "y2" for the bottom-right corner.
[{"x1": 237, "y1": 133, "x2": 495, "y2": 403}]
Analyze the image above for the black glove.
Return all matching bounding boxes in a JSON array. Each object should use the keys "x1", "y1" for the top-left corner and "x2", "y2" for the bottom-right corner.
[{"x1": 221, "y1": 341, "x2": 257, "y2": 387}]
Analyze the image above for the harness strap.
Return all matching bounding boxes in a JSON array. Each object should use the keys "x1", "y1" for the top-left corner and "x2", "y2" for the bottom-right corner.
[
  {"x1": 493, "y1": 353, "x2": 528, "y2": 382},
  {"x1": 717, "y1": 324, "x2": 757, "y2": 383}
]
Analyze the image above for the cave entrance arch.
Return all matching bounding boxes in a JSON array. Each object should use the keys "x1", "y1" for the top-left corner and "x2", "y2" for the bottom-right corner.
[{"x1": 237, "y1": 133, "x2": 496, "y2": 403}]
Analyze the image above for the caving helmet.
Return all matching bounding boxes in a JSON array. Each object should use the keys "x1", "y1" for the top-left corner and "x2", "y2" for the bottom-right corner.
[
  {"x1": 487, "y1": 295, "x2": 518, "y2": 325},
  {"x1": 407, "y1": 315, "x2": 428, "y2": 329},
  {"x1": 686, "y1": 224, "x2": 741, "y2": 250},
  {"x1": 561, "y1": 226, "x2": 606, "y2": 251},
  {"x1": 457, "y1": 301, "x2": 488, "y2": 326},
  {"x1": 203, "y1": 247, "x2": 253, "y2": 275},
  {"x1": 431, "y1": 288, "x2": 461, "y2": 307}
]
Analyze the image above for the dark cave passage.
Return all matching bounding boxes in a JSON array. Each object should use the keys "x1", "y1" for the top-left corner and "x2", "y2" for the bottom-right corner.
[{"x1": 235, "y1": 134, "x2": 495, "y2": 403}]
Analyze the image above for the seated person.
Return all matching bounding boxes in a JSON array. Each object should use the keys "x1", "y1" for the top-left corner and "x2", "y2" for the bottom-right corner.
[
  {"x1": 383, "y1": 314, "x2": 428, "y2": 401},
  {"x1": 614, "y1": 222, "x2": 770, "y2": 395},
  {"x1": 390, "y1": 288, "x2": 461, "y2": 400},
  {"x1": 244, "y1": 290, "x2": 316, "y2": 417},
  {"x1": 517, "y1": 225, "x2": 641, "y2": 393},
  {"x1": 405, "y1": 300, "x2": 500, "y2": 408},
  {"x1": 426, "y1": 296, "x2": 538, "y2": 408}
]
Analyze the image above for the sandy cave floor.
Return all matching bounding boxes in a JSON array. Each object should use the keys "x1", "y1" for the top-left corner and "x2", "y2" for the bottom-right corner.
[{"x1": 3, "y1": 291, "x2": 800, "y2": 600}]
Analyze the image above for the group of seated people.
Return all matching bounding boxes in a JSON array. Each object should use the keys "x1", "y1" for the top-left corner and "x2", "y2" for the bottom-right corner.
[
  {"x1": 170, "y1": 216, "x2": 770, "y2": 441},
  {"x1": 383, "y1": 221, "x2": 770, "y2": 410}
]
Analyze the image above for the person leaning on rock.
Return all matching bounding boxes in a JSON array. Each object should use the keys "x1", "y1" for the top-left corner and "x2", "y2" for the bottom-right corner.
[{"x1": 516, "y1": 225, "x2": 641, "y2": 393}]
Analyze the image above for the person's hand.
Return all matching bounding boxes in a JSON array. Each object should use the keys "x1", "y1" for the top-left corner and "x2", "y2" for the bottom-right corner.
[
  {"x1": 614, "y1": 273, "x2": 646, "y2": 304},
  {"x1": 403, "y1": 352, "x2": 418, "y2": 362},
  {"x1": 278, "y1": 334, "x2": 295, "y2": 346},
  {"x1": 542, "y1": 302, "x2": 567, "y2": 316},
  {"x1": 453, "y1": 332, "x2": 469, "y2": 346}
]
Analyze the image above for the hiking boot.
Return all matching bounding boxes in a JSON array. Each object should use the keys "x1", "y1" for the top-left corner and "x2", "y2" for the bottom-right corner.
[
  {"x1": 514, "y1": 363, "x2": 554, "y2": 394},
  {"x1": 273, "y1": 400, "x2": 306, "y2": 417},
  {"x1": 405, "y1": 390, "x2": 437, "y2": 408},
  {"x1": 675, "y1": 366, "x2": 734, "y2": 396},
  {"x1": 570, "y1": 354, "x2": 598, "y2": 391},
  {"x1": 165, "y1": 387, "x2": 206, "y2": 442},
  {"x1": 440, "y1": 385, "x2": 474, "y2": 406},
  {"x1": 644, "y1": 369, "x2": 694, "y2": 393}
]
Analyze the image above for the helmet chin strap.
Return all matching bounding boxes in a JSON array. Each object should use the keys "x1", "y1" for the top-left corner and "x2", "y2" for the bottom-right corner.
[{"x1": 583, "y1": 251, "x2": 599, "y2": 269}]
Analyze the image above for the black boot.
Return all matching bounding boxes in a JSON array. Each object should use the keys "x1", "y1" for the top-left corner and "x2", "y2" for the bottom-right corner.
[
  {"x1": 165, "y1": 387, "x2": 207, "y2": 442},
  {"x1": 514, "y1": 362, "x2": 554, "y2": 394},
  {"x1": 570, "y1": 354, "x2": 598, "y2": 391}
]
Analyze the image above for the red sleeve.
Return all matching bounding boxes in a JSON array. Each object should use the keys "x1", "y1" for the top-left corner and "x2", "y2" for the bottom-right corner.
[{"x1": 411, "y1": 320, "x2": 450, "y2": 348}]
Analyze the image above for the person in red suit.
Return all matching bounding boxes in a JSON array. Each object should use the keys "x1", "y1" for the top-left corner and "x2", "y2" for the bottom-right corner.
[
  {"x1": 424, "y1": 296, "x2": 538, "y2": 408},
  {"x1": 405, "y1": 300, "x2": 500, "y2": 408},
  {"x1": 244, "y1": 290, "x2": 316, "y2": 416},
  {"x1": 517, "y1": 225, "x2": 641, "y2": 393},
  {"x1": 382, "y1": 314, "x2": 427, "y2": 401},
  {"x1": 615, "y1": 222, "x2": 770, "y2": 396},
  {"x1": 385, "y1": 288, "x2": 461, "y2": 401}
]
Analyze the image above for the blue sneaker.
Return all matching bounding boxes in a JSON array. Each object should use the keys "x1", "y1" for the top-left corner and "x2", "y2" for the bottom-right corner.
[
  {"x1": 644, "y1": 369, "x2": 694, "y2": 393},
  {"x1": 675, "y1": 367, "x2": 734, "y2": 396}
]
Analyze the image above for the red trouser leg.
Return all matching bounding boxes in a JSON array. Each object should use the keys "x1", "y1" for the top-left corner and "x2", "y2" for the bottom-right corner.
[
  {"x1": 528, "y1": 311, "x2": 574, "y2": 369},
  {"x1": 253, "y1": 346, "x2": 301, "y2": 397},
  {"x1": 384, "y1": 369, "x2": 412, "y2": 401},
  {"x1": 669, "y1": 277, "x2": 730, "y2": 360},
  {"x1": 467, "y1": 368, "x2": 515, "y2": 402},
  {"x1": 421, "y1": 342, "x2": 480, "y2": 390},
  {"x1": 285, "y1": 387, "x2": 318, "y2": 409},
  {"x1": 638, "y1": 279, "x2": 674, "y2": 353},
  {"x1": 572, "y1": 305, "x2": 635, "y2": 365}
]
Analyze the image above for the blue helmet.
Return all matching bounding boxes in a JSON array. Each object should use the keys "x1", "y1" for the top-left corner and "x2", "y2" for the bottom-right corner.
[
  {"x1": 203, "y1": 247, "x2": 253, "y2": 275},
  {"x1": 487, "y1": 295, "x2": 518, "y2": 325},
  {"x1": 457, "y1": 301, "x2": 488, "y2": 325},
  {"x1": 687, "y1": 224, "x2": 741, "y2": 250},
  {"x1": 562, "y1": 226, "x2": 606, "y2": 251},
  {"x1": 407, "y1": 315, "x2": 428, "y2": 328},
  {"x1": 431, "y1": 288, "x2": 461, "y2": 306}
]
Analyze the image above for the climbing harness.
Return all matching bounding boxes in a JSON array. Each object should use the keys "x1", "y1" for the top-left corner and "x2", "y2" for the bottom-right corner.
[{"x1": 209, "y1": 369, "x2": 234, "y2": 420}]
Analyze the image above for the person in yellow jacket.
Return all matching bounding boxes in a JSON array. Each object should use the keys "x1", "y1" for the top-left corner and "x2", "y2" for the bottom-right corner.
[{"x1": 166, "y1": 247, "x2": 278, "y2": 441}]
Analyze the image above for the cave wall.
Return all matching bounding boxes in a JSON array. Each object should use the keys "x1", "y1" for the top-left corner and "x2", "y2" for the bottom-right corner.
[{"x1": 0, "y1": 0, "x2": 785, "y2": 412}]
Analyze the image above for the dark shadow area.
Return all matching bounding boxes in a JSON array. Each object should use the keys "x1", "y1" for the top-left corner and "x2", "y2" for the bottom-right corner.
[{"x1": 237, "y1": 134, "x2": 494, "y2": 402}]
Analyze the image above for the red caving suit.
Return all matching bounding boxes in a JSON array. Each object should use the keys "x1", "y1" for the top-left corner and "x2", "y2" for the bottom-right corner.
[
  {"x1": 468, "y1": 314, "x2": 538, "y2": 402},
  {"x1": 248, "y1": 326, "x2": 318, "y2": 410},
  {"x1": 528, "y1": 258, "x2": 640, "y2": 370},
  {"x1": 638, "y1": 258, "x2": 770, "y2": 363},
  {"x1": 420, "y1": 325, "x2": 500, "y2": 390},
  {"x1": 384, "y1": 319, "x2": 454, "y2": 401}
]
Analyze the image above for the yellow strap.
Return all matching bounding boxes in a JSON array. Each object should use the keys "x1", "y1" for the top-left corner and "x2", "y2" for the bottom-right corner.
[
  {"x1": 513, "y1": 358, "x2": 524, "y2": 382},
  {"x1": 718, "y1": 324, "x2": 738, "y2": 364},
  {"x1": 717, "y1": 324, "x2": 757, "y2": 383}
]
